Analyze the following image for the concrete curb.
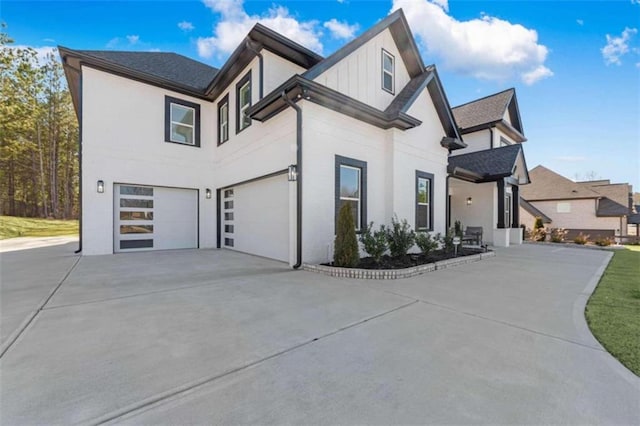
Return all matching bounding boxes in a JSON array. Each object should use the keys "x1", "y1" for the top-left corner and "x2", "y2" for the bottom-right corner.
[
  {"x1": 574, "y1": 251, "x2": 640, "y2": 386},
  {"x1": 303, "y1": 251, "x2": 495, "y2": 280},
  {"x1": 523, "y1": 241, "x2": 625, "y2": 251}
]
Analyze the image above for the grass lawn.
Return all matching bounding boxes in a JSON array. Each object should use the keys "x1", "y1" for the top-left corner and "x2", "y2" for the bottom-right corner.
[
  {"x1": 0, "y1": 216, "x2": 79, "y2": 240},
  {"x1": 585, "y1": 246, "x2": 640, "y2": 376}
]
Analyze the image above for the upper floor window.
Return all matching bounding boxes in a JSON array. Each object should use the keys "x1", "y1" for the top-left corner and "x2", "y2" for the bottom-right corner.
[
  {"x1": 382, "y1": 49, "x2": 395, "y2": 94},
  {"x1": 218, "y1": 94, "x2": 229, "y2": 145},
  {"x1": 236, "y1": 71, "x2": 252, "y2": 133},
  {"x1": 335, "y1": 155, "x2": 367, "y2": 231},
  {"x1": 164, "y1": 96, "x2": 200, "y2": 147},
  {"x1": 416, "y1": 171, "x2": 434, "y2": 231},
  {"x1": 557, "y1": 202, "x2": 571, "y2": 213}
]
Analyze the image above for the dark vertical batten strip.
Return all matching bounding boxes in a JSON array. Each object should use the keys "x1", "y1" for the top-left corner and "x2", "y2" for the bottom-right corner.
[{"x1": 497, "y1": 178, "x2": 506, "y2": 228}]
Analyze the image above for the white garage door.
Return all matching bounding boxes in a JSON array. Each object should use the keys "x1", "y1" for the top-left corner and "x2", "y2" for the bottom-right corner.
[
  {"x1": 114, "y1": 184, "x2": 198, "y2": 253},
  {"x1": 222, "y1": 174, "x2": 289, "y2": 262}
]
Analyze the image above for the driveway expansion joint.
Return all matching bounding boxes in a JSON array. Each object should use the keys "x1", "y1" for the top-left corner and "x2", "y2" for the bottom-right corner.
[
  {"x1": 88, "y1": 299, "x2": 420, "y2": 425},
  {"x1": 0, "y1": 255, "x2": 81, "y2": 358}
]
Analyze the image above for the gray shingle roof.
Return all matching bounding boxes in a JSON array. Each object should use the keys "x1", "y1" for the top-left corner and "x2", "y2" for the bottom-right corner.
[
  {"x1": 521, "y1": 165, "x2": 601, "y2": 201},
  {"x1": 448, "y1": 144, "x2": 522, "y2": 180},
  {"x1": 76, "y1": 50, "x2": 219, "y2": 92},
  {"x1": 384, "y1": 70, "x2": 433, "y2": 117},
  {"x1": 596, "y1": 197, "x2": 629, "y2": 217},
  {"x1": 451, "y1": 88, "x2": 514, "y2": 130}
]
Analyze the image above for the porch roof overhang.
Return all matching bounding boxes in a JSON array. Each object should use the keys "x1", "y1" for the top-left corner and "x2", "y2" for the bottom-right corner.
[{"x1": 448, "y1": 144, "x2": 529, "y2": 184}]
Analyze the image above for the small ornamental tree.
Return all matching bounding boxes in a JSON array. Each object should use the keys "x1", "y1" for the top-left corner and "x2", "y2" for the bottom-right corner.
[
  {"x1": 531, "y1": 217, "x2": 546, "y2": 241},
  {"x1": 439, "y1": 229, "x2": 455, "y2": 253},
  {"x1": 415, "y1": 232, "x2": 438, "y2": 256},
  {"x1": 334, "y1": 203, "x2": 360, "y2": 267},
  {"x1": 454, "y1": 220, "x2": 463, "y2": 238},
  {"x1": 360, "y1": 222, "x2": 388, "y2": 264},
  {"x1": 386, "y1": 215, "x2": 415, "y2": 258}
]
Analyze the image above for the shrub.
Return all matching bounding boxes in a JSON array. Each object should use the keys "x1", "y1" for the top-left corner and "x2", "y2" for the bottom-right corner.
[
  {"x1": 534, "y1": 217, "x2": 544, "y2": 230},
  {"x1": 334, "y1": 203, "x2": 360, "y2": 267},
  {"x1": 439, "y1": 229, "x2": 455, "y2": 253},
  {"x1": 550, "y1": 228, "x2": 568, "y2": 243},
  {"x1": 359, "y1": 222, "x2": 388, "y2": 264},
  {"x1": 454, "y1": 220, "x2": 463, "y2": 238},
  {"x1": 530, "y1": 227, "x2": 547, "y2": 242},
  {"x1": 386, "y1": 215, "x2": 415, "y2": 257},
  {"x1": 594, "y1": 237, "x2": 613, "y2": 247},
  {"x1": 574, "y1": 233, "x2": 589, "y2": 245},
  {"x1": 415, "y1": 232, "x2": 438, "y2": 256}
]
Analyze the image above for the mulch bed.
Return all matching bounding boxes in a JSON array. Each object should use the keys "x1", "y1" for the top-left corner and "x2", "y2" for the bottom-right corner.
[{"x1": 323, "y1": 248, "x2": 484, "y2": 270}]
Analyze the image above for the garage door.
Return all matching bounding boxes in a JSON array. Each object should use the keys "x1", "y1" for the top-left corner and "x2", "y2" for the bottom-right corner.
[
  {"x1": 222, "y1": 174, "x2": 289, "y2": 262},
  {"x1": 114, "y1": 184, "x2": 198, "y2": 253}
]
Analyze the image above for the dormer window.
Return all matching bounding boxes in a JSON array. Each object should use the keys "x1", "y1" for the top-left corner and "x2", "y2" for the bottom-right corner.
[
  {"x1": 381, "y1": 49, "x2": 394, "y2": 94},
  {"x1": 164, "y1": 96, "x2": 200, "y2": 147}
]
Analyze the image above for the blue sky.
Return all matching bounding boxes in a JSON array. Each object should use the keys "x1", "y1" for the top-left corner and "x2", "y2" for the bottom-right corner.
[{"x1": 3, "y1": 0, "x2": 639, "y2": 189}]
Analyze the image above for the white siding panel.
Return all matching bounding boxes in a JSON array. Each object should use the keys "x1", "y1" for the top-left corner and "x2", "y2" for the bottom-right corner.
[{"x1": 312, "y1": 29, "x2": 411, "y2": 111}]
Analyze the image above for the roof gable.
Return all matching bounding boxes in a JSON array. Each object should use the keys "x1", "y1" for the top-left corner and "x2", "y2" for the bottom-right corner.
[
  {"x1": 452, "y1": 88, "x2": 525, "y2": 139},
  {"x1": 385, "y1": 66, "x2": 462, "y2": 143},
  {"x1": 303, "y1": 9, "x2": 424, "y2": 81}
]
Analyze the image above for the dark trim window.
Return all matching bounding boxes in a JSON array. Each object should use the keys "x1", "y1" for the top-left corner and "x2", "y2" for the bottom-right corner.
[
  {"x1": 415, "y1": 171, "x2": 434, "y2": 231},
  {"x1": 218, "y1": 94, "x2": 229, "y2": 145},
  {"x1": 381, "y1": 49, "x2": 395, "y2": 94},
  {"x1": 164, "y1": 96, "x2": 200, "y2": 147},
  {"x1": 335, "y1": 155, "x2": 367, "y2": 231},
  {"x1": 236, "y1": 71, "x2": 252, "y2": 133}
]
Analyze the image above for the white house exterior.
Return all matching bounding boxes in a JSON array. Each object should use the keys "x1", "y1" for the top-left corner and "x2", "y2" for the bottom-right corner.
[
  {"x1": 61, "y1": 9, "x2": 529, "y2": 265},
  {"x1": 447, "y1": 89, "x2": 531, "y2": 247}
]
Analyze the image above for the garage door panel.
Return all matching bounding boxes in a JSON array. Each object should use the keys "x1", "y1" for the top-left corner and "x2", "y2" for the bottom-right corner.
[
  {"x1": 115, "y1": 184, "x2": 198, "y2": 253},
  {"x1": 224, "y1": 175, "x2": 289, "y2": 262}
]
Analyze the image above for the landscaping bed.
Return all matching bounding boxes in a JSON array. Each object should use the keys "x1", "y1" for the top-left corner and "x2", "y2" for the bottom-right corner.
[{"x1": 324, "y1": 247, "x2": 483, "y2": 269}]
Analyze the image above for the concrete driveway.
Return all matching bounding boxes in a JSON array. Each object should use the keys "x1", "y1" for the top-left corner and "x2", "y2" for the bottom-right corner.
[{"x1": 1, "y1": 244, "x2": 638, "y2": 425}]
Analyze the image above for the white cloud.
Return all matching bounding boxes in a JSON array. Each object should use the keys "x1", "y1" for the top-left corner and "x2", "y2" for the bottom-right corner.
[
  {"x1": 576, "y1": 19, "x2": 584, "y2": 26},
  {"x1": 126, "y1": 35, "x2": 140, "y2": 45},
  {"x1": 43, "y1": 38, "x2": 56, "y2": 43},
  {"x1": 391, "y1": 0, "x2": 552, "y2": 85},
  {"x1": 198, "y1": 0, "x2": 323, "y2": 59},
  {"x1": 601, "y1": 27, "x2": 637, "y2": 65},
  {"x1": 8, "y1": 45, "x2": 57, "y2": 64},
  {"x1": 106, "y1": 35, "x2": 146, "y2": 49},
  {"x1": 636, "y1": 62, "x2": 640, "y2": 68},
  {"x1": 178, "y1": 21, "x2": 195, "y2": 32},
  {"x1": 323, "y1": 19, "x2": 359, "y2": 40}
]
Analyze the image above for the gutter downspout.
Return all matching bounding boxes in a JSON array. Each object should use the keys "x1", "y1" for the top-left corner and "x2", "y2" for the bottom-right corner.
[
  {"x1": 281, "y1": 90, "x2": 302, "y2": 269},
  {"x1": 74, "y1": 70, "x2": 83, "y2": 254},
  {"x1": 489, "y1": 127, "x2": 494, "y2": 149},
  {"x1": 246, "y1": 40, "x2": 264, "y2": 99},
  {"x1": 446, "y1": 175, "x2": 451, "y2": 231}
]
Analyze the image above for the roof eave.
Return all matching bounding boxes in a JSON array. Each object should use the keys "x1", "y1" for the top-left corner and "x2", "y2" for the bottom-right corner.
[{"x1": 248, "y1": 75, "x2": 422, "y2": 130}]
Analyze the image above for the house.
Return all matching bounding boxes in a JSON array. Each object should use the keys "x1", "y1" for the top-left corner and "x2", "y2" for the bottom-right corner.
[
  {"x1": 59, "y1": 9, "x2": 529, "y2": 265},
  {"x1": 519, "y1": 165, "x2": 632, "y2": 239},
  {"x1": 447, "y1": 89, "x2": 531, "y2": 247}
]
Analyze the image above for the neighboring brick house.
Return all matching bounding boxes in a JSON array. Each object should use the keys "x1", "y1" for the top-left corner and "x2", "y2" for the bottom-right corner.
[{"x1": 520, "y1": 165, "x2": 632, "y2": 239}]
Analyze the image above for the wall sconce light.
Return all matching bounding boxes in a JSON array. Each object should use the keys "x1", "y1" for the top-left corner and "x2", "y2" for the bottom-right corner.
[
  {"x1": 288, "y1": 164, "x2": 298, "y2": 182},
  {"x1": 97, "y1": 180, "x2": 104, "y2": 193},
  {"x1": 205, "y1": 188, "x2": 212, "y2": 199},
  {"x1": 466, "y1": 197, "x2": 472, "y2": 206}
]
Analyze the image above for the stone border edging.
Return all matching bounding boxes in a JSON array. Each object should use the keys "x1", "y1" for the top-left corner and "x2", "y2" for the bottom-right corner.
[
  {"x1": 523, "y1": 241, "x2": 626, "y2": 251},
  {"x1": 303, "y1": 251, "x2": 495, "y2": 280}
]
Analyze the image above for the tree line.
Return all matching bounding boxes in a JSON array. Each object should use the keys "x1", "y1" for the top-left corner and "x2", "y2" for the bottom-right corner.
[{"x1": 1, "y1": 27, "x2": 79, "y2": 219}]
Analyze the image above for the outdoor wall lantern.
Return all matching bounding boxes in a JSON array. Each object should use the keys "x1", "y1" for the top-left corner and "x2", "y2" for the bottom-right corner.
[
  {"x1": 288, "y1": 164, "x2": 298, "y2": 182},
  {"x1": 205, "y1": 188, "x2": 212, "y2": 199},
  {"x1": 466, "y1": 197, "x2": 472, "y2": 206},
  {"x1": 97, "y1": 180, "x2": 104, "y2": 193}
]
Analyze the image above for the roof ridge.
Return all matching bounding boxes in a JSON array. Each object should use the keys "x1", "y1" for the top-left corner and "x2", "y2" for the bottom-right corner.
[{"x1": 452, "y1": 87, "x2": 514, "y2": 110}]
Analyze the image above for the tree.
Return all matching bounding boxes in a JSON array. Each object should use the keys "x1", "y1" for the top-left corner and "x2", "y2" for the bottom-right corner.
[
  {"x1": 0, "y1": 32, "x2": 78, "y2": 218},
  {"x1": 334, "y1": 203, "x2": 360, "y2": 267}
]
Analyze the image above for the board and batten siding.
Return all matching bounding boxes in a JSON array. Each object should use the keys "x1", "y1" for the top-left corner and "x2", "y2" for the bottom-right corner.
[
  {"x1": 299, "y1": 84, "x2": 450, "y2": 264},
  {"x1": 81, "y1": 66, "x2": 216, "y2": 255},
  {"x1": 311, "y1": 28, "x2": 411, "y2": 111}
]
